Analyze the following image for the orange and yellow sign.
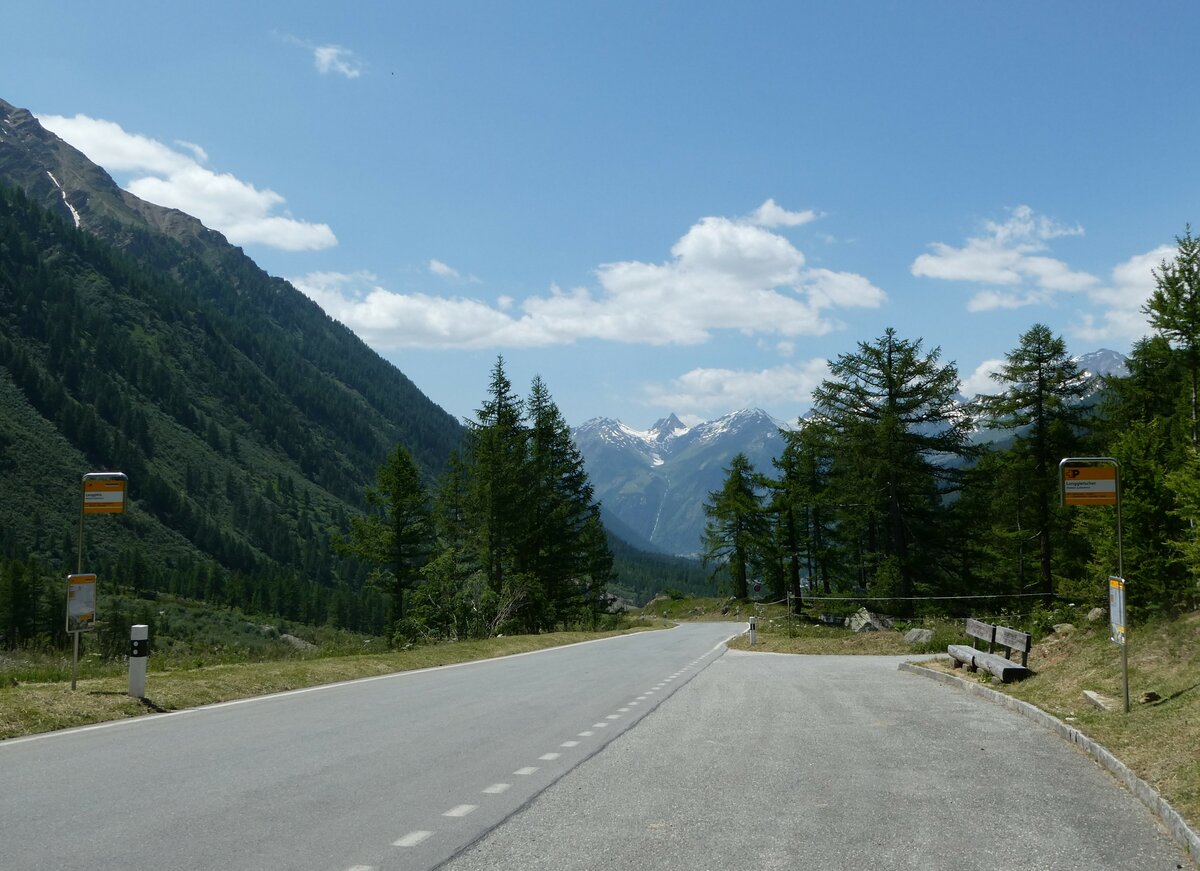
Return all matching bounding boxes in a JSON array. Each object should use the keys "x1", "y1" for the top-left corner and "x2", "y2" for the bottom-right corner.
[
  {"x1": 1062, "y1": 465, "x2": 1117, "y2": 506},
  {"x1": 82, "y1": 474, "x2": 127, "y2": 514}
]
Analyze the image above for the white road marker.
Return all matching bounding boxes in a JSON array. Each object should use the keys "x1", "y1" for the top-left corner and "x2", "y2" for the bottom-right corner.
[
  {"x1": 561, "y1": 740, "x2": 580, "y2": 747},
  {"x1": 618, "y1": 707, "x2": 630, "y2": 712},
  {"x1": 605, "y1": 714, "x2": 620, "y2": 720},
  {"x1": 539, "y1": 752, "x2": 561, "y2": 761},
  {"x1": 345, "y1": 866, "x2": 376, "y2": 871},
  {"x1": 393, "y1": 831, "x2": 432, "y2": 847},
  {"x1": 593, "y1": 722, "x2": 609, "y2": 728},
  {"x1": 483, "y1": 783, "x2": 511, "y2": 794},
  {"x1": 514, "y1": 766, "x2": 538, "y2": 775},
  {"x1": 443, "y1": 804, "x2": 477, "y2": 818},
  {"x1": 578, "y1": 730, "x2": 595, "y2": 737}
]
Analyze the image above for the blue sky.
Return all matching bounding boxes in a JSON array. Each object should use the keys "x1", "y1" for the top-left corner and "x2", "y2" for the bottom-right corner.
[{"x1": 5, "y1": 2, "x2": 1198, "y2": 428}]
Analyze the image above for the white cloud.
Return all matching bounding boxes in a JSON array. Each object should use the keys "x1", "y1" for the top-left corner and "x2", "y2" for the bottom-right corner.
[
  {"x1": 38, "y1": 113, "x2": 336, "y2": 252},
  {"x1": 1070, "y1": 245, "x2": 1175, "y2": 343},
  {"x1": 643, "y1": 360, "x2": 832, "y2": 415},
  {"x1": 959, "y1": 358, "x2": 1006, "y2": 397},
  {"x1": 966, "y1": 289, "x2": 1045, "y2": 312},
  {"x1": 429, "y1": 258, "x2": 480, "y2": 283},
  {"x1": 912, "y1": 205, "x2": 1097, "y2": 296},
  {"x1": 290, "y1": 203, "x2": 885, "y2": 350},
  {"x1": 313, "y1": 44, "x2": 363, "y2": 79},
  {"x1": 746, "y1": 198, "x2": 818, "y2": 228},
  {"x1": 429, "y1": 259, "x2": 461, "y2": 279}
]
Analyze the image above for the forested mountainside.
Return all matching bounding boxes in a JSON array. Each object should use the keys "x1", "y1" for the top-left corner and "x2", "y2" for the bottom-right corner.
[
  {"x1": 0, "y1": 97, "x2": 465, "y2": 632},
  {"x1": 0, "y1": 99, "x2": 704, "y2": 643}
]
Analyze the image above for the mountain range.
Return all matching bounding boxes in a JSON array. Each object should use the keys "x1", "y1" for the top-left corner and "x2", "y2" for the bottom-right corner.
[
  {"x1": 573, "y1": 409, "x2": 789, "y2": 557},
  {"x1": 574, "y1": 349, "x2": 1130, "y2": 558}
]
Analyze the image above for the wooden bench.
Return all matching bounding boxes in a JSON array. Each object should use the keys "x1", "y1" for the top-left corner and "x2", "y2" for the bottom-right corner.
[{"x1": 947, "y1": 618, "x2": 1032, "y2": 682}]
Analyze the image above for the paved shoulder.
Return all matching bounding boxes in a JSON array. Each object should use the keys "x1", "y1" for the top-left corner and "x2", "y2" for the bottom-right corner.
[{"x1": 442, "y1": 651, "x2": 1189, "y2": 871}]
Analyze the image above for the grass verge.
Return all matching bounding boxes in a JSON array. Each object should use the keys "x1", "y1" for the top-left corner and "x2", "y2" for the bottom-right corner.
[{"x1": 0, "y1": 626, "x2": 655, "y2": 740}]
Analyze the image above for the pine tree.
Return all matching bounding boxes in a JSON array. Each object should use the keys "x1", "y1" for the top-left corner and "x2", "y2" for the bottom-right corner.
[
  {"x1": 811, "y1": 328, "x2": 973, "y2": 610},
  {"x1": 979, "y1": 324, "x2": 1088, "y2": 599},
  {"x1": 1143, "y1": 227, "x2": 1200, "y2": 446},
  {"x1": 335, "y1": 444, "x2": 433, "y2": 624},
  {"x1": 702, "y1": 453, "x2": 766, "y2": 599}
]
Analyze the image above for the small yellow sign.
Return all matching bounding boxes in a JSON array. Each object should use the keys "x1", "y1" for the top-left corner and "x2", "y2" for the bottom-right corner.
[
  {"x1": 83, "y1": 473, "x2": 127, "y2": 514},
  {"x1": 1062, "y1": 465, "x2": 1117, "y2": 505}
]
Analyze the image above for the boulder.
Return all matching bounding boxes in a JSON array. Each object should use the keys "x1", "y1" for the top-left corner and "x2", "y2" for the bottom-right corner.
[
  {"x1": 1053, "y1": 623, "x2": 1076, "y2": 635},
  {"x1": 1086, "y1": 607, "x2": 1105, "y2": 623},
  {"x1": 904, "y1": 628, "x2": 933, "y2": 644},
  {"x1": 847, "y1": 607, "x2": 893, "y2": 633}
]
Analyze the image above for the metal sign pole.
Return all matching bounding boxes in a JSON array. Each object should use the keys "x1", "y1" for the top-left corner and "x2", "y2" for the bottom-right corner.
[{"x1": 1061, "y1": 457, "x2": 1128, "y2": 713}]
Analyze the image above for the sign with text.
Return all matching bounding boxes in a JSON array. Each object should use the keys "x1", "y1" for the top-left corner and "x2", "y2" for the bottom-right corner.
[
  {"x1": 1060, "y1": 461, "x2": 1118, "y2": 506},
  {"x1": 1109, "y1": 576, "x2": 1126, "y2": 646},
  {"x1": 66, "y1": 573, "x2": 97, "y2": 632},
  {"x1": 82, "y1": 472, "x2": 127, "y2": 514}
]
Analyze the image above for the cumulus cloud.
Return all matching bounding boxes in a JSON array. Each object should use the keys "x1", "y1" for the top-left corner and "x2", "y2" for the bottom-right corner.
[
  {"x1": 643, "y1": 360, "x2": 832, "y2": 415},
  {"x1": 912, "y1": 205, "x2": 1098, "y2": 299},
  {"x1": 39, "y1": 113, "x2": 336, "y2": 251},
  {"x1": 1070, "y1": 245, "x2": 1175, "y2": 343},
  {"x1": 290, "y1": 202, "x2": 885, "y2": 349},
  {"x1": 959, "y1": 358, "x2": 1007, "y2": 398}
]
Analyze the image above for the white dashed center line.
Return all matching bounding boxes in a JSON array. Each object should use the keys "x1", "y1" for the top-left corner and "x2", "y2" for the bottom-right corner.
[
  {"x1": 514, "y1": 766, "x2": 538, "y2": 776},
  {"x1": 482, "y1": 783, "x2": 511, "y2": 794},
  {"x1": 393, "y1": 831, "x2": 432, "y2": 848},
  {"x1": 443, "y1": 804, "x2": 477, "y2": 818},
  {"x1": 578, "y1": 730, "x2": 595, "y2": 737},
  {"x1": 561, "y1": 740, "x2": 580, "y2": 747},
  {"x1": 539, "y1": 752, "x2": 561, "y2": 761},
  {"x1": 605, "y1": 714, "x2": 620, "y2": 720}
]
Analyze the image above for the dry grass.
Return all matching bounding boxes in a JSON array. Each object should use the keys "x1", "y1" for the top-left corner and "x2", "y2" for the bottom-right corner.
[{"x1": 0, "y1": 628, "x2": 652, "y2": 740}]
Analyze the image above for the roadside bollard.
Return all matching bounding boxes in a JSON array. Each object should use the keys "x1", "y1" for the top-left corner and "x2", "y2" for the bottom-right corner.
[
  {"x1": 749, "y1": 615, "x2": 757, "y2": 646},
  {"x1": 129, "y1": 624, "x2": 149, "y2": 699}
]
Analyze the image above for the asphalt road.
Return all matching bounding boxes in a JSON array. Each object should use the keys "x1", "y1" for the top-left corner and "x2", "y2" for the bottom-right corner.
[
  {"x1": 443, "y1": 651, "x2": 1192, "y2": 871},
  {"x1": 4, "y1": 632, "x2": 1191, "y2": 870},
  {"x1": 0, "y1": 622, "x2": 740, "y2": 871}
]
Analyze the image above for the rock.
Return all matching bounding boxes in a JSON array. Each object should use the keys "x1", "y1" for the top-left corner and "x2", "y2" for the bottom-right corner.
[
  {"x1": 1053, "y1": 623, "x2": 1076, "y2": 634},
  {"x1": 904, "y1": 628, "x2": 934, "y2": 644},
  {"x1": 847, "y1": 607, "x2": 893, "y2": 633},
  {"x1": 280, "y1": 633, "x2": 316, "y2": 651},
  {"x1": 1082, "y1": 690, "x2": 1119, "y2": 712},
  {"x1": 1086, "y1": 607, "x2": 1105, "y2": 623}
]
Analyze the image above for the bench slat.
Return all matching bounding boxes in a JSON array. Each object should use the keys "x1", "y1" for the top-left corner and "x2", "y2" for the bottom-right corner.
[
  {"x1": 946, "y1": 644, "x2": 1030, "y2": 682},
  {"x1": 964, "y1": 618, "x2": 996, "y2": 647}
]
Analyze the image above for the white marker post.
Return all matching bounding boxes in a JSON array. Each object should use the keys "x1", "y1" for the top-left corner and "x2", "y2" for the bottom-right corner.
[
  {"x1": 129, "y1": 624, "x2": 149, "y2": 699},
  {"x1": 749, "y1": 616, "x2": 757, "y2": 646}
]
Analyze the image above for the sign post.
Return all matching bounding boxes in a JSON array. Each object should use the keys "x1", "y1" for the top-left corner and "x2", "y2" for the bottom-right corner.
[
  {"x1": 1060, "y1": 458, "x2": 1128, "y2": 713},
  {"x1": 72, "y1": 472, "x2": 127, "y2": 690}
]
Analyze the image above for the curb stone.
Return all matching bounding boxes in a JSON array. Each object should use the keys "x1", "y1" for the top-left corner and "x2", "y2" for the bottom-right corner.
[{"x1": 899, "y1": 660, "x2": 1200, "y2": 867}]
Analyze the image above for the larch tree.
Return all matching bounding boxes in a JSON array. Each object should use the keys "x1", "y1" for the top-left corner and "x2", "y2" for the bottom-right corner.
[
  {"x1": 702, "y1": 453, "x2": 767, "y2": 600},
  {"x1": 979, "y1": 324, "x2": 1088, "y2": 600}
]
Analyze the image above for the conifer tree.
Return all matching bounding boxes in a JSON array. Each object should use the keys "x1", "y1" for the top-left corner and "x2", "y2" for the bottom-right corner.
[
  {"x1": 1143, "y1": 227, "x2": 1200, "y2": 446},
  {"x1": 811, "y1": 328, "x2": 973, "y2": 610},
  {"x1": 703, "y1": 453, "x2": 766, "y2": 599},
  {"x1": 979, "y1": 324, "x2": 1088, "y2": 599}
]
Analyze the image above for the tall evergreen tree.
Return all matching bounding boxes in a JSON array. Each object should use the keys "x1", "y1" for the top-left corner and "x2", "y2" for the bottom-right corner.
[
  {"x1": 811, "y1": 328, "x2": 973, "y2": 610},
  {"x1": 1143, "y1": 226, "x2": 1200, "y2": 446},
  {"x1": 702, "y1": 453, "x2": 766, "y2": 599},
  {"x1": 334, "y1": 444, "x2": 433, "y2": 625},
  {"x1": 979, "y1": 324, "x2": 1088, "y2": 599}
]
